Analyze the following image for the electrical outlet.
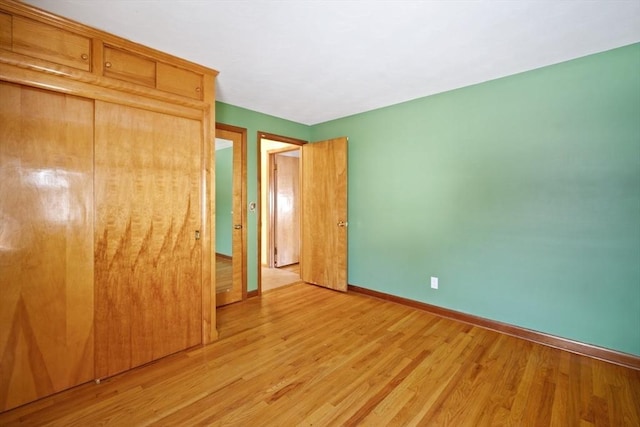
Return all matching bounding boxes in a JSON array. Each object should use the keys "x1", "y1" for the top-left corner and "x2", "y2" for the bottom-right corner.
[{"x1": 430, "y1": 276, "x2": 438, "y2": 289}]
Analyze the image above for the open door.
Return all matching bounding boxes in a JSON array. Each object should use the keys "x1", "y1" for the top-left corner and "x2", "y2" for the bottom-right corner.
[
  {"x1": 300, "y1": 137, "x2": 348, "y2": 291},
  {"x1": 272, "y1": 150, "x2": 300, "y2": 267},
  {"x1": 215, "y1": 124, "x2": 247, "y2": 306}
]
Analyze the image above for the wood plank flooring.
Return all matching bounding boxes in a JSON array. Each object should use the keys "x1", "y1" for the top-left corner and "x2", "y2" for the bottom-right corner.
[
  {"x1": 1, "y1": 283, "x2": 639, "y2": 426},
  {"x1": 262, "y1": 263, "x2": 301, "y2": 292}
]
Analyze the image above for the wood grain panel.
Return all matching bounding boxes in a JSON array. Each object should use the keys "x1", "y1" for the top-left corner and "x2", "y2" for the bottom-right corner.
[
  {"x1": 12, "y1": 15, "x2": 91, "y2": 71},
  {"x1": 300, "y1": 137, "x2": 348, "y2": 291},
  {"x1": 0, "y1": 12, "x2": 11, "y2": 49},
  {"x1": 157, "y1": 62, "x2": 203, "y2": 100},
  {"x1": 0, "y1": 81, "x2": 94, "y2": 411},
  {"x1": 215, "y1": 126, "x2": 246, "y2": 307},
  {"x1": 274, "y1": 153, "x2": 300, "y2": 267},
  {"x1": 94, "y1": 101, "x2": 202, "y2": 379},
  {"x1": 103, "y1": 45, "x2": 156, "y2": 87}
]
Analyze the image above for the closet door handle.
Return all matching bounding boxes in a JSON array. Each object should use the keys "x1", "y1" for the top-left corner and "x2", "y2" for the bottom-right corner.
[{"x1": 234, "y1": 224, "x2": 242, "y2": 230}]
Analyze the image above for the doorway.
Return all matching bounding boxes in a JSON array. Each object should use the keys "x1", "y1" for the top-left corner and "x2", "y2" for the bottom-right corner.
[
  {"x1": 258, "y1": 132, "x2": 306, "y2": 293},
  {"x1": 267, "y1": 148, "x2": 300, "y2": 268},
  {"x1": 257, "y1": 132, "x2": 349, "y2": 295},
  {"x1": 215, "y1": 123, "x2": 247, "y2": 306}
]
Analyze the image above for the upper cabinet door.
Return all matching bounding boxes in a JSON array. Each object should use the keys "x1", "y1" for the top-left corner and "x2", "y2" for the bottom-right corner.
[
  {"x1": 0, "y1": 82, "x2": 95, "y2": 412},
  {"x1": 103, "y1": 45, "x2": 156, "y2": 87},
  {"x1": 157, "y1": 62, "x2": 204, "y2": 100},
  {"x1": 12, "y1": 16, "x2": 91, "y2": 71},
  {"x1": 300, "y1": 137, "x2": 348, "y2": 291}
]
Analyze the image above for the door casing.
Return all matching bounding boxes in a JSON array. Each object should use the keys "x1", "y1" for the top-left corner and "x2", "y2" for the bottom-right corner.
[{"x1": 258, "y1": 132, "x2": 306, "y2": 295}]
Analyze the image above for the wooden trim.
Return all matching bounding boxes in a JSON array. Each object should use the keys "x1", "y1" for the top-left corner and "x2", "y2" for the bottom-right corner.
[
  {"x1": 240, "y1": 129, "x2": 248, "y2": 301},
  {"x1": 215, "y1": 253, "x2": 232, "y2": 261},
  {"x1": 216, "y1": 122, "x2": 246, "y2": 134},
  {"x1": 203, "y1": 74, "x2": 216, "y2": 343},
  {"x1": 0, "y1": 51, "x2": 208, "y2": 111},
  {"x1": 348, "y1": 284, "x2": 640, "y2": 370},
  {"x1": 259, "y1": 132, "x2": 307, "y2": 146},
  {"x1": 247, "y1": 290, "x2": 259, "y2": 298},
  {"x1": 268, "y1": 146, "x2": 302, "y2": 155},
  {"x1": 267, "y1": 152, "x2": 275, "y2": 268},
  {"x1": 0, "y1": 61, "x2": 203, "y2": 119},
  {"x1": 257, "y1": 133, "x2": 263, "y2": 297}
]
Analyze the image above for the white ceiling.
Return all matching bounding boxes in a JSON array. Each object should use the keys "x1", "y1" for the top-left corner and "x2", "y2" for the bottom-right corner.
[{"x1": 25, "y1": 0, "x2": 640, "y2": 125}]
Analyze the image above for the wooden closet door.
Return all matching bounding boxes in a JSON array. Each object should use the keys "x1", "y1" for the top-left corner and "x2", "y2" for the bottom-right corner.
[
  {"x1": 94, "y1": 101, "x2": 202, "y2": 378},
  {"x1": 0, "y1": 82, "x2": 94, "y2": 411}
]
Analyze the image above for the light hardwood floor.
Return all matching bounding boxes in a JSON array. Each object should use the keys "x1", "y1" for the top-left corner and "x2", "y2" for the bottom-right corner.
[
  {"x1": 1, "y1": 283, "x2": 638, "y2": 426},
  {"x1": 262, "y1": 263, "x2": 301, "y2": 292}
]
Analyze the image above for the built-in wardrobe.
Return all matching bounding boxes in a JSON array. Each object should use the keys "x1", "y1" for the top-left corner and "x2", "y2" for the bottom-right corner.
[{"x1": 0, "y1": 0, "x2": 218, "y2": 411}]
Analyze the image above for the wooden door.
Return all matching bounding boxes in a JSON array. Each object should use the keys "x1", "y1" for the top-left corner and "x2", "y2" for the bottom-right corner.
[
  {"x1": 0, "y1": 82, "x2": 94, "y2": 411},
  {"x1": 300, "y1": 137, "x2": 348, "y2": 291},
  {"x1": 273, "y1": 152, "x2": 300, "y2": 267},
  {"x1": 215, "y1": 125, "x2": 246, "y2": 306},
  {"x1": 94, "y1": 101, "x2": 202, "y2": 379}
]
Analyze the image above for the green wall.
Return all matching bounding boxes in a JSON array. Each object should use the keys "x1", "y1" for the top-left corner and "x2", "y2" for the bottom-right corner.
[
  {"x1": 215, "y1": 44, "x2": 640, "y2": 356},
  {"x1": 215, "y1": 146, "x2": 233, "y2": 256},
  {"x1": 311, "y1": 43, "x2": 640, "y2": 356},
  {"x1": 215, "y1": 102, "x2": 310, "y2": 290}
]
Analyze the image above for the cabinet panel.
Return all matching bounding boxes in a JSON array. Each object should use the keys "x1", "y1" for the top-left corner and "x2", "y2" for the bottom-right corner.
[
  {"x1": 0, "y1": 82, "x2": 95, "y2": 412},
  {"x1": 12, "y1": 16, "x2": 91, "y2": 71},
  {"x1": 0, "y1": 12, "x2": 10, "y2": 49},
  {"x1": 103, "y1": 46, "x2": 156, "y2": 87},
  {"x1": 94, "y1": 101, "x2": 202, "y2": 379},
  {"x1": 157, "y1": 62, "x2": 203, "y2": 100}
]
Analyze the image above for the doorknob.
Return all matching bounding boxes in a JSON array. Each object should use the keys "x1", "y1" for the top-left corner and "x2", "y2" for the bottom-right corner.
[
  {"x1": 234, "y1": 224, "x2": 242, "y2": 229},
  {"x1": 337, "y1": 221, "x2": 348, "y2": 227}
]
